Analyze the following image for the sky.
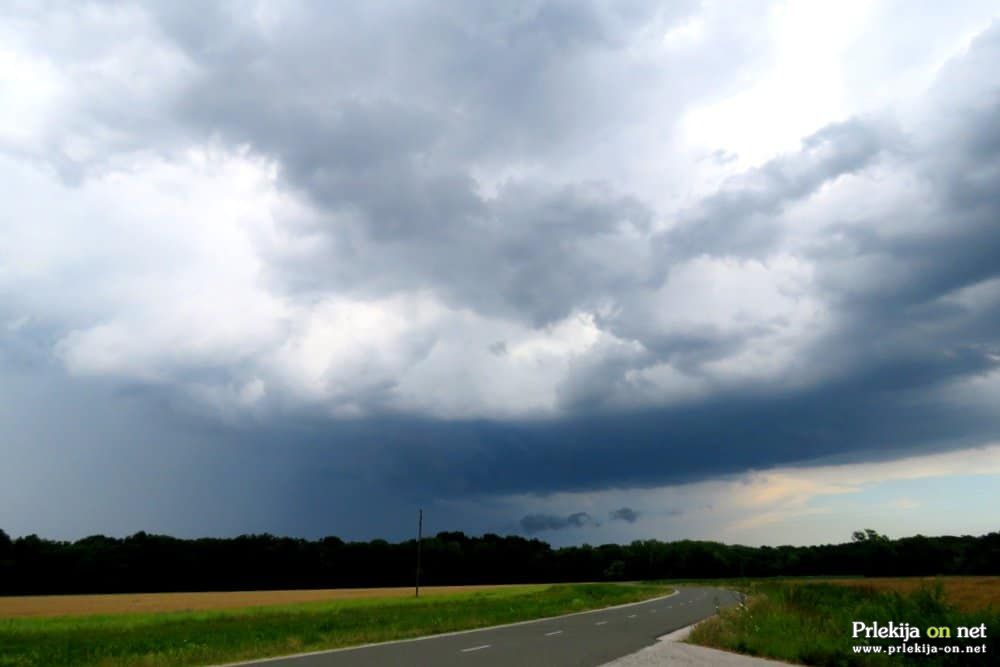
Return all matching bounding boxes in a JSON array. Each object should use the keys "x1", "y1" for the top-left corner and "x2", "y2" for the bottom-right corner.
[{"x1": 2, "y1": 0, "x2": 999, "y2": 547}]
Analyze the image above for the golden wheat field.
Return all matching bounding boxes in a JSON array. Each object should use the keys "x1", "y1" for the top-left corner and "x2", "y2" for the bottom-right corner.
[
  {"x1": 0, "y1": 584, "x2": 538, "y2": 618},
  {"x1": 799, "y1": 576, "x2": 1000, "y2": 612}
]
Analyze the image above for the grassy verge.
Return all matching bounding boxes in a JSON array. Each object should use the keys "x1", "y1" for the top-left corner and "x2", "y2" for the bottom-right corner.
[
  {"x1": 0, "y1": 582, "x2": 669, "y2": 667},
  {"x1": 688, "y1": 581, "x2": 999, "y2": 665}
]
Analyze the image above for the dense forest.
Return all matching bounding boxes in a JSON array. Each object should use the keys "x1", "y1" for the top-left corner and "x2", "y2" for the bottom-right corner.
[{"x1": 1, "y1": 528, "x2": 997, "y2": 595}]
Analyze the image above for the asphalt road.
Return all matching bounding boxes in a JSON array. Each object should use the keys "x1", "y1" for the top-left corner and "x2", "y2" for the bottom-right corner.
[{"x1": 228, "y1": 586, "x2": 741, "y2": 667}]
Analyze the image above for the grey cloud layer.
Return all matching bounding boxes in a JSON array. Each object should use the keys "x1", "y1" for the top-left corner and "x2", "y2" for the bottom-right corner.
[
  {"x1": 520, "y1": 512, "x2": 599, "y2": 534},
  {"x1": 147, "y1": 1, "x2": 764, "y2": 326},
  {"x1": 609, "y1": 507, "x2": 640, "y2": 523},
  {"x1": 660, "y1": 118, "x2": 895, "y2": 262}
]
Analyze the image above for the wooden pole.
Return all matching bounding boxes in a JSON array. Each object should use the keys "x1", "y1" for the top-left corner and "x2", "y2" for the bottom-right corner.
[{"x1": 415, "y1": 509, "x2": 422, "y2": 597}]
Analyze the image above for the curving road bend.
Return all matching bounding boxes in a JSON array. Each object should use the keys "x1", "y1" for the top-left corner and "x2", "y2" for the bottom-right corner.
[{"x1": 225, "y1": 586, "x2": 741, "y2": 667}]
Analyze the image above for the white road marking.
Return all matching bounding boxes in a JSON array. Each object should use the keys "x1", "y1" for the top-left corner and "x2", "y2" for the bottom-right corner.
[
  {"x1": 595, "y1": 621, "x2": 608, "y2": 626},
  {"x1": 545, "y1": 630, "x2": 563, "y2": 636},
  {"x1": 627, "y1": 614, "x2": 637, "y2": 618},
  {"x1": 461, "y1": 645, "x2": 491, "y2": 653}
]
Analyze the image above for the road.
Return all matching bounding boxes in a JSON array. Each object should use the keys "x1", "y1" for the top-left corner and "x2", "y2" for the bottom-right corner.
[{"x1": 227, "y1": 586, "x2": 741, "y2": 667}]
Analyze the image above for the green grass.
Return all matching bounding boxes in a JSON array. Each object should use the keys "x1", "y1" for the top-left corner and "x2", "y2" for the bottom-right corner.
[
  {"x1": 688, "y1": 581, "x2": 999, "y2": 666},
  {"x1": 0, "y1": 582, "x2": 670, "y2": 667}
]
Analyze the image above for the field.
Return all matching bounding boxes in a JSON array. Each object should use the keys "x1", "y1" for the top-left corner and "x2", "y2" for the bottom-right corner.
[
  {"x1": 688, "y1": 576, "x2": 999, "y2": 666},
  {"x1": 0, "y1": 582, "x2": 670, "y2": 667},
  {"x1": 805, "y1": 576, "x2": 1000, "y2": 613},
  {"x1": 0, "y1": 584, "x2": 533, "y2": 618}
]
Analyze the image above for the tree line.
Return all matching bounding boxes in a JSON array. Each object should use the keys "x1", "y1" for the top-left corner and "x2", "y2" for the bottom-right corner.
[{"x1": 1, "y1": 527, "x2": 997, "y2": 595}]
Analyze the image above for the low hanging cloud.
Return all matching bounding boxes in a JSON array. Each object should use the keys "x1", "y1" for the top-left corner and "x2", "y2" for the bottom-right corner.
[
  {"x1": 519, "y1": 512, "x2": 599, "y2": 534},
  {"x1": 609, "y1": 507, "x2": 641, "y2": 523}
]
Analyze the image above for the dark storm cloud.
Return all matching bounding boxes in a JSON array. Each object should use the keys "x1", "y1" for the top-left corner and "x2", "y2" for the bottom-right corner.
[
  {"x1": 273, "y1": 17, "x2": 1000, "y2": 503},
  {"x1": 594, "y1": 27, "x2": 999, "y2": 419},
  {"x1": 79, "y1": 19, "x2": 1000, "y2": 509},
  {"x1": 285, "y1": 372, "x2": 995, "y2": 505},
  {"x1": 780, "y1": 30, "x2": 1000, "y2": 403},
  {"x1": 136, "y1": 0, "x2": 761, "y2": 326},
  {"x1": 609, "y1": 507, "x2": 640, "y2": 523},
  {"x1": 0, "y1": 367, "x2": 293, "y2": 540},
  {"x1": 4, "y1": 2, "x2": 1000, "y2": 544},
  {"x1": 155, "y1": 1, "x2": 705, "y2": 161},
  {"x1": 520, "y1": 512, "x2": 598, "y2": 534}
]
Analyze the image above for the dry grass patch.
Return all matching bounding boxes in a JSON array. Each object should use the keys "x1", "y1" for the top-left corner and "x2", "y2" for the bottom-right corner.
[
  {"x1": 0, "y1": 584, "x2": 534, "y2": 618},
  {"x1": 801, "y1": 576, "x2": 1000, "y2": 612}
]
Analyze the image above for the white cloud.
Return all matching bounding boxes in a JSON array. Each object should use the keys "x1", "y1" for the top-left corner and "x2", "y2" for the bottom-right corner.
[
  {"x1": 662, "y1": 16, "x2": 705, "y2": 49},
  {"x1": 1, "y1": 1, "x2": 997, "y2": 427}
]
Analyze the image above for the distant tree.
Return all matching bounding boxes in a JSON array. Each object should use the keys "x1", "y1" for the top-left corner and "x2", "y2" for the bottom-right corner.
[
  {"x1": 0, "y1": 526, "x2": 997, "y2": 595},
  {"x1": 852, "y1": 528, "x2": 889, "y2": 543}
]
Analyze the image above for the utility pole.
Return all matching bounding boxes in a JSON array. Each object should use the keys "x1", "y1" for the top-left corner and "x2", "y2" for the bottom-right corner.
[{"x1": 415, "y1": 509, "x2": 422, "y2": 598}]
